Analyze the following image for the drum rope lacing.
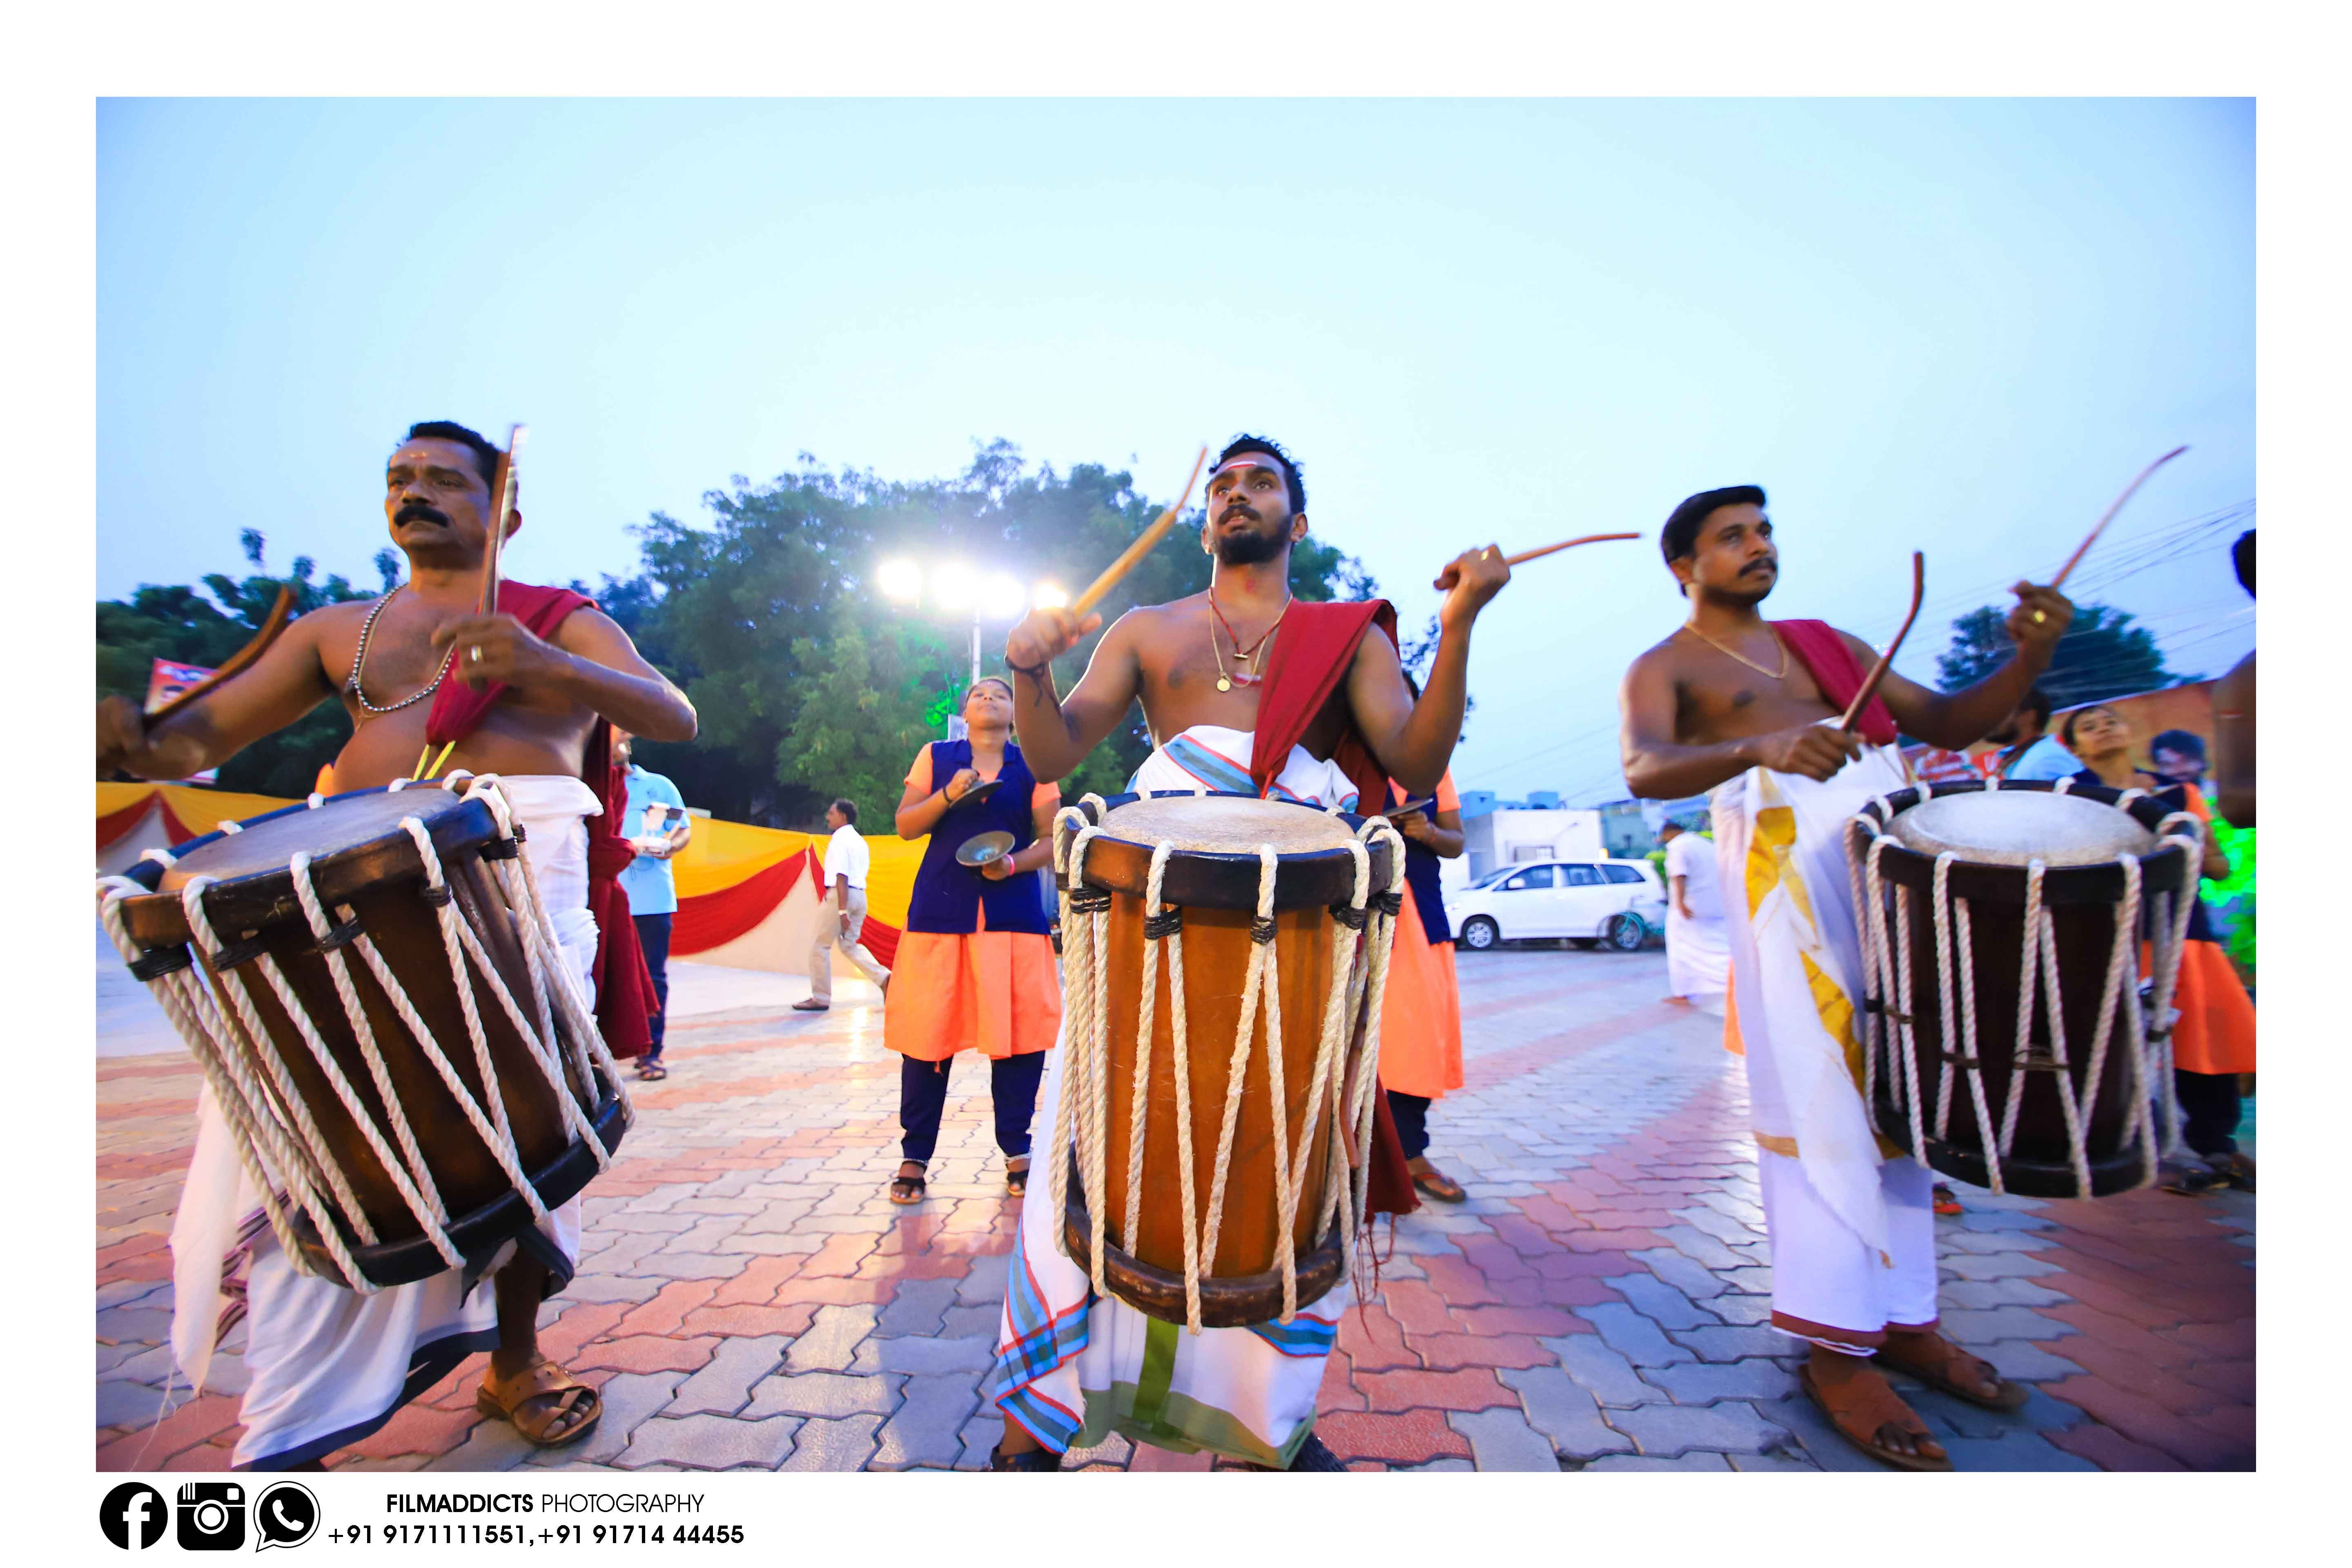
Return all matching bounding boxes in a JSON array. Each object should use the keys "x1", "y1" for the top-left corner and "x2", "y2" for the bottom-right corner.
[
  {"x1": 1044, "y1": 792, "x2": 1402, "y2": 1334},
  {"x1": 1845, "y1": 785, "x2": 2200, "y2": 1199},
  {"x1": 94, "y1": 776, "x2": 630, "y2": 1292}
]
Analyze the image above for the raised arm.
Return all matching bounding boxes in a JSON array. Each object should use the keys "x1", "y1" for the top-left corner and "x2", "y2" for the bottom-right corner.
[
  {"x1": 97, "y1": 613, "x2": 338, "y2": 780},
  {"x1": 1857, "y1": 582, "x2": 2073, "y2": 751},
  {"x1": 1002, "y1": 606, "x2": 1147, "y2": 784},
  {"x1": 1349, "y1": 546, "x2": 1514, "y2": 795},
  {"x1": 431, "y1": 607, "x2": 697, "y2": 744}
]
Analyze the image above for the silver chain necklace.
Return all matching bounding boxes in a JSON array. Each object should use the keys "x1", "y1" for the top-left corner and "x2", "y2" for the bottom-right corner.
[{"x1": 346, "y1": 583, "x2": 457, "y2": 715}]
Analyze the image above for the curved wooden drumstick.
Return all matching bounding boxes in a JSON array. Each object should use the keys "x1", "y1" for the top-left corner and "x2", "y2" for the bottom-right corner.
[
  {"x1": 1502, "y1": 531, "x2": 1641, "y2": 568},
  {"x1": 477, "y1": 423, "x2": 527, "y2": 615},
  {"x1": 2053, "y1": 445, "x2": 2187, "y2": 588},
  {"x1": 146, "y1": 584, "x2": 295, "y2": 726},
  {"x1": 1071, "y1": 445, "x2": 1208, "y2": 617},
  {"x1": 1838, "y1": 551, "x2": 1925, "y2": 735}
]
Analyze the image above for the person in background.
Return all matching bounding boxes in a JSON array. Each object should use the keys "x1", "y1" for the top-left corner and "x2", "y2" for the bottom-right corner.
[
  {"x1": 1658, "y1": 818, "x2": 1728, "y2": 1011},
  {"x1": 882, "y1": 678, "x2": 1062, "y2": 1204},
  {"x1": 2212, "y1": 530, "x2": 2255, "y2": 826},
  {"x1": 2147, "y1": 729, "x2": 2208, "y2": 791},
  {"x1": 794, "y1": 798, "x2": 891, "y2": 1012},
  {"x1": 1985, "y1": 686, "x2": 2076, "y2": 781},
  {"x1": 2061, "y1": 704, "x2": 2255, "y2": 1192},
  {"x1": 615, "y1": 729, "x2": 691, "y2": 1081},
  {"x1": 1379, "y1": 757, "x2": 1471, "y2": 1204}
]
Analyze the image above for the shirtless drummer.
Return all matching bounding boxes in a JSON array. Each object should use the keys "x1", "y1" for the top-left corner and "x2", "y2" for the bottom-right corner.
[
  {"x1": 1617, "y1": 483, "x2": 2073, "y2": 1470},
  {"x1": 98, "y1": 420, "x2": 697, "y2": 1468}
]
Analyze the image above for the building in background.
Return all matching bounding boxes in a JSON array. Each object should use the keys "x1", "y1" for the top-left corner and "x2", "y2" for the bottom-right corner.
[{"x1": 1461, "y1": 803, "x2": 1606, "y2": 884}]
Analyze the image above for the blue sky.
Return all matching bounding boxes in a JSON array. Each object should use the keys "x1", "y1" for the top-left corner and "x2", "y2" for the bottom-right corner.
[{"x1": 98, "y1": 98, "x2": 2252, "y2": 800}]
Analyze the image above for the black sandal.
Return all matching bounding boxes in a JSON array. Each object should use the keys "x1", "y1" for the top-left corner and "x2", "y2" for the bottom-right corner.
[
  {"x1": 635, "y1": 1058, "x2": 668, "y2": 1081},
  {"x1": 1006, "y1": 1157, "x2": 1031, "y2": 1197},
  {"x1": 988, "y1": 1442, "x2": 1061, "y2": 1471},
  {"x1": 889, "y1": 1162, "x2": 927, "y2": 1205}
]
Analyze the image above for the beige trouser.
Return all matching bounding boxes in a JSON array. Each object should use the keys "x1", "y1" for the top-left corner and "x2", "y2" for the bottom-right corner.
[{"x1": 810, "y1": 887, "x2": 891, "y2": 1002}]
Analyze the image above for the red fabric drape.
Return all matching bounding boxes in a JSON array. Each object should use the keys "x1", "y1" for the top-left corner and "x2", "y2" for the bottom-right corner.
[
  {"x1": 419, "y1": 581, "x2": 659, "y2": 1057},
  {"x1": 1246, "y1": 597, "x2": 1417, "y2": 1218},
  {"x1": 671, "y1": 851, "x2": 810, "y2": 953},
  {"x1": 1774, "y1": 618, "x2": 1899, "y2": 746},
  {"x1": 97, "y1": 793, "x2": 158, "y2": 853}
]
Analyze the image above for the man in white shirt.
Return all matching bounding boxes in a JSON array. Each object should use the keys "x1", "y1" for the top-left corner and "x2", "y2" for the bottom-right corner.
[
  {"x1": 794, "y1": 797, "x2": 891, "y2": 1011},
  {"x1": 1659, "y1": 819, "x2": 1729, "y2": 1009}
]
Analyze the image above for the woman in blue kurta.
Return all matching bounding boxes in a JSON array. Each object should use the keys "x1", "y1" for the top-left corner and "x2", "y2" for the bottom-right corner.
[{"x1": 884, "y1": 678, "x2": 1065, "y2": 1204}]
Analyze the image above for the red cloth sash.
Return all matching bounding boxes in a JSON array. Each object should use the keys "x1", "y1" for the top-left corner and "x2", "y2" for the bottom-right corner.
[
  {"x1": 1248, "y1": 597, "x2": 1418, "y2": 1217},
  {"x1": 423, "y1": 581, "x2": 658, "y2": 1058},
  {"x1": 1773, "y1": 618, "x2": 1899, "y2": 747}
]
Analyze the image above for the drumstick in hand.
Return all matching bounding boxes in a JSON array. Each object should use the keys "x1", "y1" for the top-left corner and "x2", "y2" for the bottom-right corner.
[
  {"x1": 2052, "y1": 444, "x2": 2187, "y2": 589},
  {"x1": 1070, "y1": 445, "x2": 1208, "y2": 617},
  {"x1": 1839, "y1": 551, "x2": 1925, "y2": 735},
  {"x1": 1503, "y1": 531, "x2": 1641, "y2": 567},
  {"x1": 477, "y1": 423, "x2": 527, "y2": 616}
]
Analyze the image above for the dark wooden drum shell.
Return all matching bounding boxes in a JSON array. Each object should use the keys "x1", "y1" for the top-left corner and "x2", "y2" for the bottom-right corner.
[
  {"x1": 1058, "y1": 791, "x2": 1387, "y2": 1324},
  {"x1": 110, "y1": 785, "x2": 628, "y2": 1286},
  {"x1": 1851, "y1": 781, "x2": 2196, "y2": 1198}
]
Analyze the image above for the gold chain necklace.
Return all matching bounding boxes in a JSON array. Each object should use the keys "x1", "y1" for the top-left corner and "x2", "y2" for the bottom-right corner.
[
  {"x1": 1207, "y1": 592, "x2": 1289, "y2": 693},
  {"x1": 1679, "y1": 621, "x2": 1788, "y2": 680}
]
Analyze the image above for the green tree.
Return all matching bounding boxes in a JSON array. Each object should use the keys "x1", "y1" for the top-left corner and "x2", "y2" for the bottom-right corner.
[
  {"x1": 96, "y1": 538, "x2": 377, "y2": 797},
  {"x1": 1933, "y1": 601, "x2": 2199, "y2": 708}
]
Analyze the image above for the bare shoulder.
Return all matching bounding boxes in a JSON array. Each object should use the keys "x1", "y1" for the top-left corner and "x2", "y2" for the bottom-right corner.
[
  {"x1": 1625, "y1": 631, "x2": 1691, "y2": 682},
  {"x1": 551, "y1": 604, "x2": 628, "y2": 646}
]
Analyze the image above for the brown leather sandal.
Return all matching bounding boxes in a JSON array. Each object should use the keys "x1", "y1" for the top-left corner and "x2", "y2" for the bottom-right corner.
[
  {"x1": 1873, "y1": 1332, "x2": 2029, "y2": 1412},
  {"x1": 475, "y1": 1355, "x2": 603, "y2": 1448},
  {"x1": 1408, "y1": 1159, "x2": 1467, "y2": 1204},
  {"x1": 1798, "y1": 1360, "x2": 1952, "y2": 1471}
]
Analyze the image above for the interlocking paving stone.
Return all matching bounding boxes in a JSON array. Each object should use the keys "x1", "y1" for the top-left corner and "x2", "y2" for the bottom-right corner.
[
  {"x1": 668, "y1": 1334, "x2": 789, "y2": 1417},
  {"x1": 870, "y1": 1373, "x2": 982, "y2": 1470},
  {"x1": 1639, "y1": 1358, "x2": 1800, "y2": 1405},
  {"x1": 614, "y1": 1412, "x2": 802, "y2": 1470},
  {"x1": 1579, "y1": 1452, "x2": 1734, "y2": 1471},
  {"x1": 784, "y1": 1304, "x2": 880, "y2": 1374},
  {"x1": 1937, "y1": 1433, "x2": 2101, "y2": 1471},
  {"x1": 1608, "y1": 1399, "x2": 1791, "y2": 1456},
  {"x1": 1449, "y1": 1406, "x2": 1566, "y2": 1470},
  {"x1": 1579, "y1": 1303, "x2": 1696, "y2": 1367},
  {"x1": 779, "y1": 1412, "x2": 885, "y2": 1471},
  {"x1": 875, "y1": 1276, "x2": 960, "y2": 1338},
  {"x1": 1497, "y1": 1366, "x2": 1635, "y2": 1460},
  {"x1": 96, "y1": 947, "x2": 2255, "y2": 1473}
]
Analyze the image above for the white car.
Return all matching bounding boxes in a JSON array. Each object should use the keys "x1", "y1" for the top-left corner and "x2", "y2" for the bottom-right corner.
[{"x1": 1445, "y1": 859, "x2": 1667, "y2": 953}]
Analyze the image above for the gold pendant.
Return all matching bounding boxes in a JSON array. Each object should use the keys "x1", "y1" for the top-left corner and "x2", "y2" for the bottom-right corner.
[{"x1": 1216, "y1": 677, "x2": 1232, "y2": 692}]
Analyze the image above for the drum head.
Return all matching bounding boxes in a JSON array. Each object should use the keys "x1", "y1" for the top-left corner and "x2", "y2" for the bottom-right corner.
[
  {"x1": 1096, "y1": 794, "x2": 1358, "y2": 856},
  {"x1": 1889, "y1": 789, "x2": 2156, "y2": 867}
]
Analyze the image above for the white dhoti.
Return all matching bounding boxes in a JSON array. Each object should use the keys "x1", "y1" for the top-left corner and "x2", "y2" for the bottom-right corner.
[
  {"x1": 1713, "y1": 735, "x2": 1940, "y2": 1351},
  {"x1": 163, "y1": 776, "x2": 605, "y2": 1468},
  {"x1": 986, "y1": 728, "x2": 1358, "y2": 1466},
  {"x1": 1663, "y1": 830, "x2": 1729, "y2": 1005}
]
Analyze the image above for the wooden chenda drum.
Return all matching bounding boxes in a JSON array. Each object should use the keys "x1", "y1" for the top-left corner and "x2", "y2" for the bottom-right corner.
[
  {"x1": 1049, "y1": 791, "x2": 1402, "y2": 1332},
  {"x1": 96, "y1": 777, "x2": 631, "y2": 1290},
  {"x1": 1844, "y1": 779, "x2": 2202, "y2": 1198}
]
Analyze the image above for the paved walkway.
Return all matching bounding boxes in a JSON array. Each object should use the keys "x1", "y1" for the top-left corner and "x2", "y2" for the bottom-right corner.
[{"x1": 96, "y1": 947, "x2": 2254, "y2": 1472}]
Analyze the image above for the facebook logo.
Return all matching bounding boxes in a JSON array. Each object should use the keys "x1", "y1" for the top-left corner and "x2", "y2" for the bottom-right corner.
[{"x1": 98, "y1": 1482, "x2": 167, "y2": 1550}]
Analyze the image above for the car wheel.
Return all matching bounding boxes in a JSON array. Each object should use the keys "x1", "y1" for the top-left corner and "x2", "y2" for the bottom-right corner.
[
  {"x1": 1566, "y1": 937, "x2": 1599, "y2": 951},
  {"x1": 1606, "y1": 914, "x2": 1647, "y2": 952},
  {"x1": 1459, "y1": 916, "x2": 1500, "y2": 952}
]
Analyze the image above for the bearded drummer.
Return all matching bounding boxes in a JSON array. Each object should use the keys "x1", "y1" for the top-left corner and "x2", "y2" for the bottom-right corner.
[
  {"x1": 984, "y1": 434, "x2": 1510, "y2": 1471},
  {"x1": 96, "y1": 420, "x2": 696, "y2": 1468},
  {"x1": 1617, "y1": 484, "x2": 2072, "y2": 1470}
]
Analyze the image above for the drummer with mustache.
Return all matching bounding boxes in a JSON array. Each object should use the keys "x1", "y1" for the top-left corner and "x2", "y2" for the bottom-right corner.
[
  {"x1": 97, "y1": 420, "x2": 697, "y2": 1469},
  {"x1": 1617, "y1": 484, "x2": 2071, "y2": 1471},
  {"x1": 983, "y1": 434, "x2": 1510, "y2": 1471}
]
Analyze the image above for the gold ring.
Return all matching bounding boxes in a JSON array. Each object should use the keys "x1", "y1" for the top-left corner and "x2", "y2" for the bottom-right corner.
[
  {"x1": 2032, "y1": 610, "x2": 2046, "y2": 624},
  {"x1": 470, "y1": 645, "x2": 484, "y2": 662}
]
